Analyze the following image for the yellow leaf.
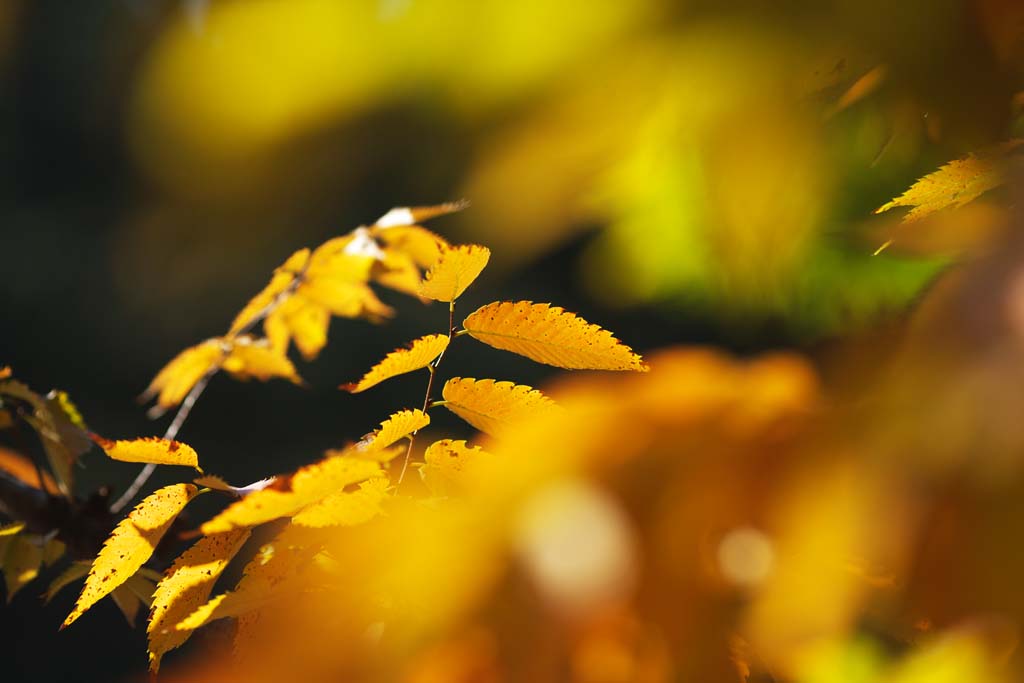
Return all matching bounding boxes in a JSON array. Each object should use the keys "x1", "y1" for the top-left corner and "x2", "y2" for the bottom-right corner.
[
  {"x1": 42, "y1": 538, "x2": 65, "y2": 566},
  {"x1": 0, "y1": 521, "x2": 25, "y2": 536},
  {"x1": 876, "y1": 140, "x2": 1022, "y2": 223},
  {"x1": 264, "y1": 296, "x2": 330, "y2": 360},
  {"x1": 3, "y1": 534, "x2": 43, "y2": 601},
  {"x1": 372, "y1": 249, "x2": 428, "y2": 297},
  {"x1": 201, "y1": 456, "x2": 382, "y2": 533},
  {"x1": 463, "y1": 301, "x2": 648, "y2": 371},
  {"x1": 141, "y1": 340, "x2": 224, "y2": 414},
  {"x1": 110, "y1": 583, "x2": 143, "y2": 626},
  {"x1": 148, "y1": 528, "x2": 251, "y2": 673},
  {"x1": 356, "y1": 409, "x2": 430, "y2": 454},
  {"x1": 176, "y1": 526, "x2": 318, "y2": 631},
  {"x1": 372, "y1": 224, "x2": 449, "y2": 269},
  {"x1": 62, "y1": 483, "x2": 199, "y2": 629},
  {"x1": 419, "y1": 244, "x2": 491, "y2": 302},
  {"x1": 342, "y1": 334, "x2": 450, "y2": 393},
  {"x1": 298, "y1": 278, "x2": 393, "y2": 321},
  {"x1": 228, "y1": 248, "x2": 310, "y2": 336},
  {"x1": 222, "y1": 336, "x2": 303, "y2": 384},
  {"x1": 91, "y1": 435, "x2": 200, "y2": 469},
  {"x1": 420, "y1": 439, "x2": 493, "y2": 496},
  {"x1": 440, "y1": 377, "x2": 560, "y2": 436},
  {"x1": 307, "y1": 233, "x2": 377, "y2": 283},
  {"x1": 292, "y1": 478, "x2": 391, "y2": 528},
  {"x1": 45, "y1": 561, "x2": 89, "y2": 603}
]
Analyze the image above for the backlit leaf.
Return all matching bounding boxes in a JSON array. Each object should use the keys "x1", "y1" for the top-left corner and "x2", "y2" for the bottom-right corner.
[
  {"x1": 463, "y1": 301, "x2": 648, "y2": 371},
  {"x1": 419, "y1": 244, "x2": 491, "y2": 302},
  {"x1": 298, "y1": 278, "x2": 394, "y2": 321},
  {"x1": 342, "y1": 334, "x2": 450, "y2": 393},
  {"x1": 201, "y1": 456, "x2": 382, "y2": 533},
  {"x1": 876, "y1": 140, "x2": 1023, "y2": 223},
  {"x1": 3, "y1": 534, "x2": 43, "y2": 601},
  {"x1": 148, "y1": 528, "x2": 251, "y2": 673},
  {"x1": 292, "y1": 478, "x2": 391, "y2": 528},
  {"x1": 372, "y1": 224, "x2": 448, "y2": 269},
  {"x1": 264, "y1": 296, "x2": 330, "y2": 360},
  {"x1": 420, "y1": 439, "x2": 493, "y2": 496},
  {"x1": 372, "y1": 249, "x2": 428, "y2": 297},
  {"x1": 45, "y1": 561, "x2": 89, "y2": 603},
  {"x1": 62, "y1": 483, "x2": 199, "y2": 628},
  {"x1": 228, "y1": 248, "x2": 310, "y2": 336},
  {"x1": 356, "y1": 409, "x2": 430, "y2": 454},
  {"x1": 142, "y1": 340, "x2": 224, "y2": 415},
  {"x1": 222, "y1": 336, "x2": 303, "y2": 384},
  {"x1": 91, "y1": 435, "x2": 200, "y2": 469},
  {"x1": 441, "y1": 377, "x2": 560, "y2": 436}
]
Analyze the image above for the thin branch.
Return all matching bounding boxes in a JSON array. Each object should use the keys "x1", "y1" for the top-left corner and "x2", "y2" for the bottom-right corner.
[{"x1": 397, "y1": 300, "x2": 457, "y2": 485}]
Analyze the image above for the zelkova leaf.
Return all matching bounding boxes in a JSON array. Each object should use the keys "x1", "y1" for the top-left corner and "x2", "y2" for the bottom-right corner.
[
  {"x1": 462, "y1": 301, "x2": 648, "y2": 371},
  {"x1": 876, "y1": 140, "x2": 1023, "y2": 223},
  {"x1": 201, "y1": 456, "x2": 382, "y2": 533},
  {"x1": 441, "y1": 378, "x2": 561, "y2": 436},
  {"x1": 356, "y1": 409, "x2": 430, "y2": 454},
  {"x1": 418, "y1": 244, "x2": 491, "y2": 302},
  {"x1": 420, "y1": 439, "x2": 494, "y2": 497},
  {"x1": 147, "y1": 528, "x2": 251, "y2": 673},
  {"x1": 91, "y1": 435, "x2": 200, "y2": 469},
  {"x1": 62, "y1": 484, "x2": 199, "y2": 629},
  {"x1": 342, "y1": 334, "x2": 450, "y2": 393},
  {"x1": 228, "y1": 248, "x2": 310, "y2": 337},
  {"x1": 292, "y1": 478, "x2": 390, "y2": 528}
]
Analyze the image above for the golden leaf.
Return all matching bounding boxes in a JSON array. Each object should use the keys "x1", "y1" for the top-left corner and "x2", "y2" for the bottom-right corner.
[
  {"x1": 176, "y1": 526, "x2": 318, "y2": 631},
  {"x1": 222, "y1": 336, "x2": 303, "y2": 384},
  {"x1": 441, "y1": 377, "x2": 560, "y2": 436},
  {"x1": 292, "y1": 478, "x2": 391, "y2": 528},
  {"x1": 876, "y1": 140, "x2": 1022, "y2": 223},
  {"x1": 372, "y1": 249, "x2": 428, "y2": 297},
  {"x1": 463, "y1": 301, "x2": 648, "y2": 371},
  {"x1": 3, "y1": 534, "x2": 43, "y2": 602},
  {"x1": 228, "y1": 248, "x2": 310, "y2": 337},
  {"x1": 420, "y1": 439, "x2": 493, "y2": 496},
  {"x1": 148, "y1": 528, "x2": 251, "y2": 673},
  {"x1": 342, "y1": 334, "x2": 450, "y2": 393},
  {"x1": 62, "y1": 483, "x2": 199, "y2": 628},
  {"x1": 91, "y1": 435, "x2": 200, "y2": 469},
  {"x1": 372, "y1": 224, "x2": 448, "y2": 269},
  {"x1": 141, "y1": 340, "x2": 224, "y2": 414},
  {"x1": 264, "y1": 296, "x2": 330, "y2": 360},
  {"x1": 306, "y1": 234, "x2": 377, "y2": 283},
  {"x1": 356, "y1": 409, "x2": 430, "y2": 454},
  {"x1": 419, "y1": 244, "x2": 491, "y2": 302},
  {"x1": 201, "y1": 456, "x2": 382, "y2": 533}
]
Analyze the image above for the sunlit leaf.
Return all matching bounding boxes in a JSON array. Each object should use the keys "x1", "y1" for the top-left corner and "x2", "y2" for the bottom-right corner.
[
  {"x1": 62, "y1": 483, "x2": 199, "y2": 628},
  {"x1": 372, "y1": 249, "x2": 428, "y2": 297},
  {"x1": 292, "y1": 478, "x2": 390, "y2": 528},
  {"x1": 228, "y1": 248, "x2": 310, "y2": 336},
  {"x1": 419, "y1": 244, "x2": 491, "y2": 302},
  {"x1": 371, "y1": 224, "x2": 448, "y2": 269},
  {"x1": 420, "y1": 439, "x2": 493, "y2": 496},
  {"x1": 463, "y1": 300, "x2": 648, "y2": 371},
  {"x1": 141, "y1": 339, "x2": 224, "y2": 415},
  {"x1": 201, "y1": 456, "x2": 382, "y2": 533},
  {"x1": 91, "y1": 435, "x2": 200, "y2": 469},
  {"x1": 441, "y1": 377, "x2": 560, "y2": 436},
  {"x1": 222, "y1": 336, "x2": 303, "y2": 384},
  {"x1": 264, "y1": 296, "x2": 330, "y2": 360},
  {"x1": 356, "y1": 409, "x2": 430, "y2": 453},
  {"x1": 342, "y1": 334, "x2": 450, "y2": 393},
  {"x1": 148, "y1": 528, "x2": 251, "y2": 673}
]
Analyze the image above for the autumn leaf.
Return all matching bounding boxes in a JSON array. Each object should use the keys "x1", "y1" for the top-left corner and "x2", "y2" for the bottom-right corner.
[
  {"x1": 292, "y1": 478, "x2": 391, "y2": 528},
  {"x1": 62, "y1": 483, "x2": 199, "y2": 628},
  {"x1": 342, "y1": 334, "x2": 450, "y2": 393},
  {"x1": 45, "y1": 561, "x2": 90, "y2": 603},
  {"x1": 372, "y1": 249, "x2": 429, "y2": 297},
  {"x1": 419, "y1": 244, "x2": 491, "y2": 302},
  {"x1": 876, "y1": 140, "x2": 1023, "y2": 223},
  {"x1": 372, "y1": 224, "x2": 449, "y2": 269},
  {"x1": 148, "y1": 528, "x2": 251, "y2": 673},
  {"x1": 141, "y1": 340, "x2": 224, "y2": 416},
  {"x1": 0, "y1": 445, "x2": 60, "y2": 494},
  {"x1": 264, "y1": 296, "x2": 330, "y2": 360},
  {"x1": 463, "y1": 301, "x2": 648, "y2": 371},
  {"x1": 222, "y1": 336, "x2": 303, "y2": 384},
  {"x1": 420, "y1": 439, "x2": 493, "y2": 496},
  {"x1": 91, "y1": 435, "x2": 200, "y2": 469},
  {"x1": 356, "y1": 409, "x2": 430, "y2": 454},
  {"x1": 200, "y1": 456, "x2": 382, "y2": 533},
  {"x1": 3, "y1": 533, "x2": 43, "y2": 601},
  {"x1": 441, "y1": 378, "x2": 560, "y2": 436},
  {"x1": 228, "y1": 248, "x2": 310, "y2": 337}
]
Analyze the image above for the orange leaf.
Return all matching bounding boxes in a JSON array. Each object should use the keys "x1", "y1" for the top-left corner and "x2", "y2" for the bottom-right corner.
[{"x1": 342, "y1": 334, "x2": 450, "y2": 393}]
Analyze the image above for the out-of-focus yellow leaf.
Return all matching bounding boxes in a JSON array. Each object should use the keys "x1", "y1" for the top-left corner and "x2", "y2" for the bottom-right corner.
[
  {"x1": 298, "y1": 277, "x2": 394, "y2": 321},
  {"x1": 876, "y1": 140, "x2": 1023, "y2": 223},
  {"x1": 41, "y1": 538, "x2": 65, "y2": 566},
  {"x1": 45, "y1": 561, "x2": 89, "y2": 603},
  {"x1": 3, "y1": 534, "x2": 43, "y2": 601},
  {"x1": 421, "y1": 439, "x2": 493, "y2": 496},
  {"x1": 91, "y1": 435, "x2": 200, "y2": 469},
  {"x1": 292, "y1": 478, "x2": 390, "y2": 528},
  {"x1": 201, "y1": 456, "x2": 382, "y2": 533},
  {"x1": 177, "y1": 526, "x2": 319, "y2": 631},
  {"x1": 148, "y1": 528, "x2": 252, "y2": 673},
  {"x1": 110, "y1": 583, "x2": 142, "y2": 626},
  {"x1": 222, "y1": 336, "x2": 303, "y2": 385},
  {"x1": 62, "y1": 483, "x2": 199, "y2": 628},
  {"x1": 228, "y1": 248, "x2": 310, "y2": 337},
  {"x1": 264, "y1": 296, "x2": 330, "y2": 360},
  {"x1": 441, "y1": 377, "x2": 560, "y2": 436},
  {"x1": 356, "y1": 409, "x2": 431, "y2": 454},
  {"x1": 372, "y1": 250, "x2": 427, "y2": 298},
  {"x1": 141, "y1": 339, "x2": 224, "y2": 415},
  {"x1": 419, "y1": 245, "x2": 491, "y2": 302},
  {"x1": 372, "y1": 225, "x2": 448, "y2": 270},
  {"x1": 463, "y1": 301, "x2": 648, "y2": 371},
  {"x1": 342, "y1": 334, "x2": 450, "y2": 393}
]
